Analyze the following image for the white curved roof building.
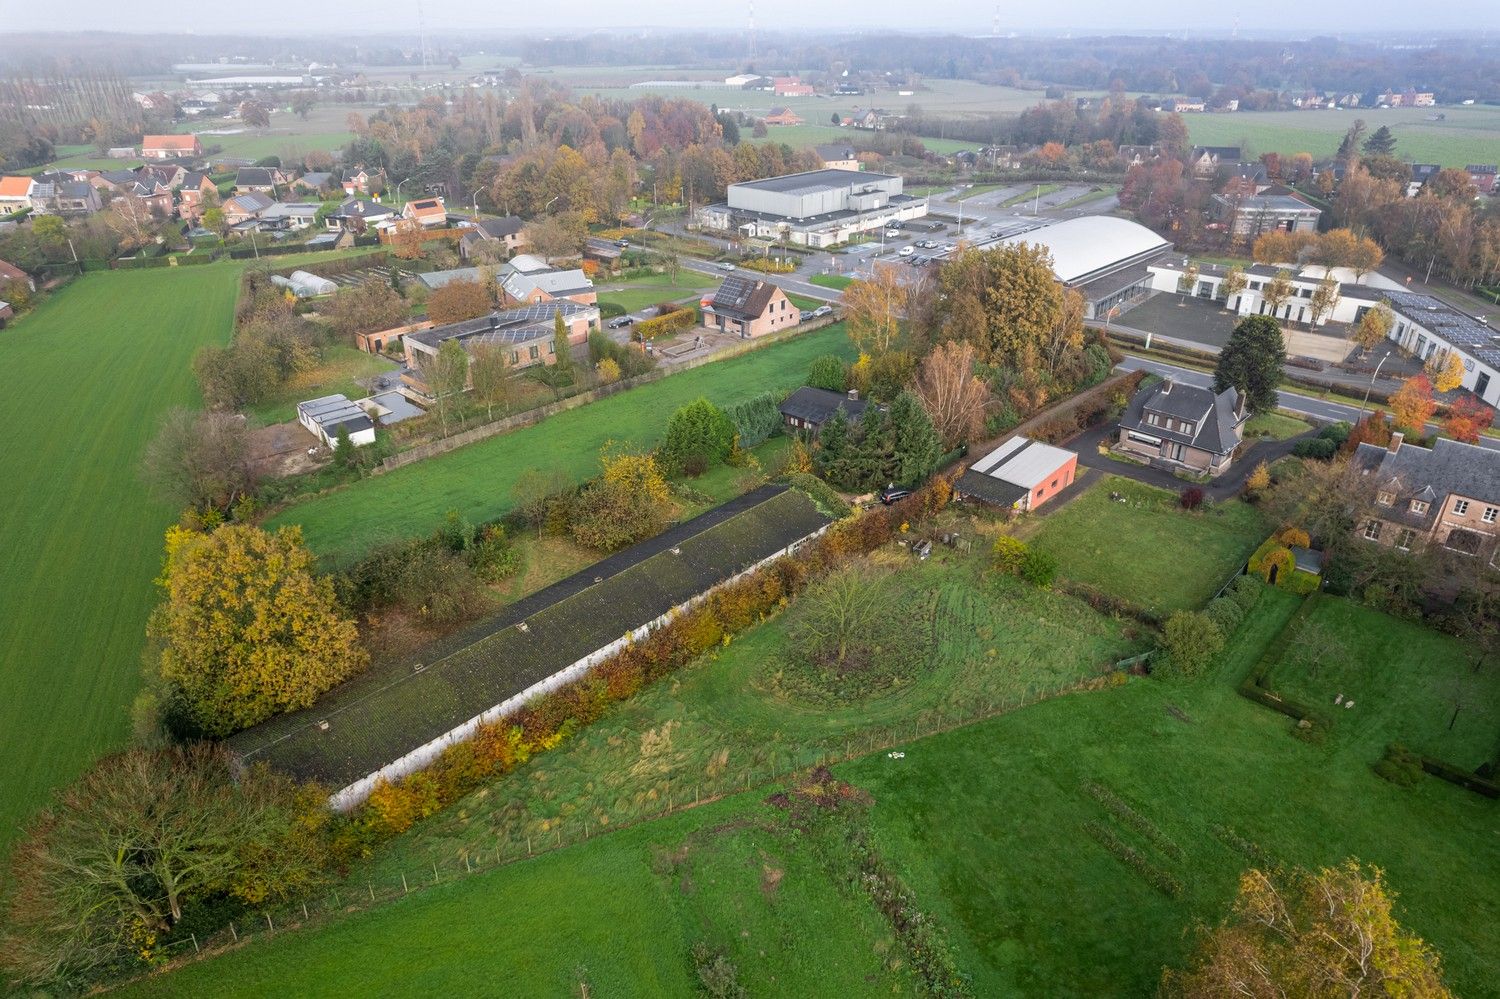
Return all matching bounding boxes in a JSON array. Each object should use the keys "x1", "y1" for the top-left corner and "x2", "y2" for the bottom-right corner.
[{"x1": 1000, "y1": 216, "x2": 1171, "y2": 284}]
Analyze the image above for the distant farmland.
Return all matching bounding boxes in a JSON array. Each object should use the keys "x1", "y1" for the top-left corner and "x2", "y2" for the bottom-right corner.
[{"x1": 1186, "y1": 105, "x2": 1500, "y2": 167}]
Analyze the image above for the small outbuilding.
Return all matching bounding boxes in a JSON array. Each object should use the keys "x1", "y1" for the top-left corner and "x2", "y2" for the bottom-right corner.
[
  {"x1": 271, "y1": 270, "x2": 339, "y2": 298},
  {"x1": 297, "y1": 394, "x2": 376, "y2": 448},
  {"x1": 955, "y1": 437, "x2": 1078, "y2": 512},
  {"x1": 779, "y1": 386, "x2": 869, "y2": 433}
]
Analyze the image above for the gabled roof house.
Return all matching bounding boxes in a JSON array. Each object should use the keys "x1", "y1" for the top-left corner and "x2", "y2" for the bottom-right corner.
[{"x1": 1116, "y1": 377, "x2": 1247, "y2": 477}]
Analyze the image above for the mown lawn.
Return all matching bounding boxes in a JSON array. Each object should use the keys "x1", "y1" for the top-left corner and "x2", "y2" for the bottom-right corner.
[
  {"x1": 246, "y1": 346, "x2": 398, "y2": 426},
  {"x1": 1184, "y1": 105, "x2": 1500, "y2": 168},
  {"x1": 808, "y1": 273, "x2": 853, "y2": 291},
  {"x1": 1022, "y1": 476, "x2": 1266, "y2": 614},
  {"x1": 1244, "y1": 410, "x2": 1314, "y2": 440},
  {"x1": 845, "y1": 586, "x2": 1500, "y2": 997},
  {"x1": 0, "y1": 265, "x2": 241, "y2": 852},
  {"x1": 1261, "y1": 596, "x2": 1500, "y2": 769},
  {"x1": 268, "y1": 324, "x2": 857, "y2": 563}
]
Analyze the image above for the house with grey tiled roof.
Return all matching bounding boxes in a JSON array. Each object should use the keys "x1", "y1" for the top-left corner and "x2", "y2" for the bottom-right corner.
[
  {"x1": 1352, "y1": 434, "x2": 1500, "y2": 559},
  {"x1": 1116, "y1": 377, "x2": 1247, "y2": 477}
]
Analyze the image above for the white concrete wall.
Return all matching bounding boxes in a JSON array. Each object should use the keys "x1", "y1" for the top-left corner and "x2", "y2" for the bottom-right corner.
[{"x1": 327, "y1": 523, "x2": 830, "y2": 811}]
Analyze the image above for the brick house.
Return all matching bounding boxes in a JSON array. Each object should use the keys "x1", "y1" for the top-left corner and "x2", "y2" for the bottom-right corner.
[
  {"x1": 177, "y1": 172, "x2": 217, "y2": 221},
  {"x1": 1352, "y1": 434, "x2": 1500, "y2": 560},
  {"x1": 0, "y1": 176, "x2": 35, "y2": 212},
  {"x1": 402, "y1": 196, "x2": 448, "y2": 228},
  {"x1": 954, "y1": 437, "x2": 1078, "y2": 511},
  {"x1": 700, "y1": 276, "x2": 799, "y2": 338},
  {"x1": 459, "y1": 215, "x2": 527, "y2": 260},
  {"x1": 1187, "y1": 145, "x2": 1241, "y2": 176},
  {"x1": 141, "y1": 135, "x2": 202, "y2": 160},
  {"x1": 399, "y1": 301, "x2": 600, "y2": 403},
  {"x1": 1116, "y1": 378, "x2": 1247, "y2": 477},
  {"x1": 1466, "y1": 165, "x2": 1497, "y2": 195},
  {"x1": 815, "y1": 143, "x2": 861, "y2": 171},
  {"x1": 221, "y1": 192, "x2": 275, "y2": 225},
  {"x1": 763, "y1": 107, "x2": 804, "y2": 126}
]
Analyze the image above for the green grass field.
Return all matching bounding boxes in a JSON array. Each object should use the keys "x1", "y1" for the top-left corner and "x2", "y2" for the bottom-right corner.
[
  {"x1": 1185, "y1": 105, "x2": 1500, "y2": 168},
  {"x1": 0, "y1": 266, "x2": 240, "y2": 852},
  {"x1": 808, "y1": 273, "x2": 854, "y2": 291},
  {"x1": 597, "y1": 273, "x2": 715, "y2": 316},
  {"x1": 1243, "y1": 410, "x2": 1314, "y2": 441},
  {"x1": 1261, "y1": 597, "x2": 1500, "y2": 769},
  {"x1": 112, "y1": 582, "x2": 1500, "y2": 998},
  {"x1": 1022, "y1": 476, "x2": 1266, "y2": 613},
  {"x1": 267, "y1": 324, "x2": 858, "y2": 563}
]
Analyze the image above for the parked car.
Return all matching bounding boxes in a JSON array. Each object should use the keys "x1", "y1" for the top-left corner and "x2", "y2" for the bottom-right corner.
[
  {"x1": 884, "y1": 229, "x2": 900, "y2": 238},
  {"x1": 799, "y1": 310, "x2": 814, "y2": 321},
  {"x1": 615, "y1": 238, "x2": 630, "y2": 247},
  {"x1": 898, "y1": 245, "x2": 915, "y2": 256},
  {"x1": 813, "y1": 305, "x2": 833, "y2": 317},
  {"x1": 879, "y1": 484, "x2": 914, "y2": 505},
  {"x1": 607, "y1": 316, "x2": 634, "y2": 329},
  {"x1": 719, "y1": 261, "x2": 736, "y2": 271}
]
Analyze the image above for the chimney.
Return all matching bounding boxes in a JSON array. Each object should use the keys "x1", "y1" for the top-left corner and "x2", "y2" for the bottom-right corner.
[
  {"x1": 1388, "y1": 431, "x2": 1404, "y2": 453},
  {"x1": 488, "y1": 314, "x2": 498, "y2": 329},
  {"x1": 1161, "y1": 376, "x2": 1173, "y2": 394},
  {"x1": 848, "y1": 389, "x2": 860, "y2": 401}
]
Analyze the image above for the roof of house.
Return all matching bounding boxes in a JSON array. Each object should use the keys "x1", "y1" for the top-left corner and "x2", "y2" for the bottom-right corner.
[
  {"x1": 259, "y1": 201, "x2": 320, "y2": 219},
  {"x1": 779, "y1": 386, "x2": 869, "y2": 425},
  {"x1": 226, "y1": 484, "x2": 831, "y2": 788},
  {"x1": 966, "y1": 436, "x2": 1076, "y2": 490},
  {"x1": 815, "y1": 143, "x2": 858, "y2": 161},
  {"x1": 0, "y1": 259, "x2": 30, "y2": 283},
  {"x1": 1466, "y1": 164, "x2": 1498, "y2": 175},
  {"x1": 405, "y1": 197, "x2": 447, "y2": 219},
  {"x1": 416, "y1": 267, "x2": 486, "y2": 290},
  {"x1": 333, "y1": 196, "x2": 393, "y2": 219},
  {"x1": 297, "y1": 171, "x2": 333, "y2": 187},
  {"x1": 224, "y1": 192, "x2": 276, "y2": 214},
  {"x1": 236, "y1": 167, "x2": 278, "y2": 187},
  {"x1": 1191, "y1": 145, "x2": 1242, "y2": 160},
  {"x1": 732, "y1": 167, "x2": 899, "y2": 195},
  {"x1": 1353, "y1": 438, "x2": 1500, "y2": 519},
  {"x1": 997, "y1": 215, "x2": 1172, "y2": 286},
  {"x1": 1213, "y1": 192, "x2": 1321, "y2": 214},
  {"x1": 142, "y1": 134, "x2": 199, "y2": 150},
  {"x1": 706, "y1": 275, "x2": 781, "y2": 320},
  {"x1": 0, "y1": 176, "x2": 34, "y2": 198},
  {"x1": 1120, "y1": 379, "x2": 1244, "y2": 456},
  {"x1": 473, "y1": 215, "x2": 524, "y2": 238},
  {"x1": 56, "y1": 181, "x2": 96, "y2": 200},
  {"x1": 502, "y1": 267, "x2": 594, "y2": 301},
  {"x1": 408, "y1": 299, "x2": 597, "y2": 351},
  {"x1": 97, "y1": 169, "x2": 140, "y2": 187},
  {"x1": 297, "y1": 394, "x2": 374, "y2": 437},
  {"x1": 182, "y1": 171, "x2": 211, "y2": 188}
]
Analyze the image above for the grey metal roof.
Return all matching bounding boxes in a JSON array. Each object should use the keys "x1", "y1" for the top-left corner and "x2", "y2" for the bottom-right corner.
[
  {"x1": 416, "y1": 267, "x2": 485, "y2": 290},
  {"x1": 731, "y1": 167, "x2": 898, "y2": 195},
  {"x1": 474, "y1": 215, "x2": 524, "y2": 238},
  {"x1": 236, "y1": 167, "x2": 278, "y2": 187},
  {"x1": 779, "y1": 386, "x2": 868, "y2": 426}
]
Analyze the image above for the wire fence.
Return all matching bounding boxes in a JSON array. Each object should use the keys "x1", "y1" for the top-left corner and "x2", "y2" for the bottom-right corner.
[{"x1": 133, "y1": 669, "x2": 1129, "y2": 978}]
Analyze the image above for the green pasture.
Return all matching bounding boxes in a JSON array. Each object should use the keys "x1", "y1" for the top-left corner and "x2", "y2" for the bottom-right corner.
[
  {"x1": 1021, "y1": 476, "x2": 1266, "y2": 614},
  {"x1": 808, "y1": 273, "x2": 853, "y2": 291},
  {"x1": 267, "y1": 323, "x2": 858, "y2": 563},
  {"x1": 1185, "y1": 105, "x2": 1500, "y2": 168},
  {"x1": 1261, "y1": 596, "x2": 1500, "y2": 769},
  {"x1": 0, "y1": 265, "x2": 240, "y2": 852}
]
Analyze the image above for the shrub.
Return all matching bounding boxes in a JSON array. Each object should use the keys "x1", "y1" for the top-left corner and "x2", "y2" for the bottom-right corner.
[
  {"x1": 1374, "y1": 743, "x2": 1425, "y2": 787},
  {"x1": 1278, "y1": 527, "x2": 1310, "y2": 548},
  {"x1": 991, "y1": 535, "x2": 1028, "y2": 575},
  {"x1": 726, "y1": 391, "x2": 783, "y2": 449},
  {"x1": 1245, "y1": 460, "x2": 1271, "y2": 494},
  {"x1": 660, "y1": 398, "x2": 736, "y2": 474},
  {"x1": 1159, "y1": 611, "x2": 1224, "y2": 677},
  {"x1": 784, "y1": 472, "x2": 851, "y2": 519},
  {"x1": 1020, "y1": 549, "x2": 1058, "y2": 588},
  {"x1": 1179, "y1": 486, "x2": 1204, "y2": 510},
  {"x1": 1204, "y1": 596, "x2": 1245, "y2": 636},
  {"x1": 807, "y1": 354, "x2": 848, "y2": 392},
  {"x1": 1318, "y1": 421, "x2": 1352, "y2": 444},
  {"x1": 1227, "y1": 574, "x2": 1263, "y2": 612},
  {"x1": 634, "y1": 306, "x2": 696, "y2": 341},
  {"x1": 1292, "y1": 437, "x2": 1337, "y2": 460}
]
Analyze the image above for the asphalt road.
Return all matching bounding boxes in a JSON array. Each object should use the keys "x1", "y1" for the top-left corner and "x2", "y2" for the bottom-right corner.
[{"x1": 1116, "y1": 356, "x2": 1500, "y2": 452}]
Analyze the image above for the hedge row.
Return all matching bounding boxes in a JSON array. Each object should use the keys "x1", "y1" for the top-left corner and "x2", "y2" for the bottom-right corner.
[
  {"x1": 335, "y1": 478, "x2": 956, "y2": 856},
  {"x1": 636, "y1": 306, "x2": 697, "y2": 341},
  {"x1": 1025, "y1": 369, "x2": 1146, "y2": 445},
  {"x1": 1236, "y1": 592, "x2": 1329, "y2": 727}
]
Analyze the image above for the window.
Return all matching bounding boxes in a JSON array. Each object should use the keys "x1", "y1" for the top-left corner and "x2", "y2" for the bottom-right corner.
[
  {"x1": 548, "y1": 343, "x2": 555, "y2": 354},
  {"x1": 1395, "y1": 528, "x2": 1416, "y2": 550},
  {"x1": 1454, "y1": 499, "x2": 1470, "y2": 515},
  {"x1": 1363, "y1": 519, "x2": 1382, "y2": 541},
  {"x1": 529, "y1": 345, "x2": 540, "y2": 360},
  {"x1": 1181, "y1": 422, "x2": 1193, "y2": 435},
  {"x1": 509, "y1": 350, "x2": 519, "y2": 364},
  {"x1": 1410, "y1": 500, "x2": 1428, "y2": 515},
  {"x1": 1377, "y1": 491, "x2": 1394, "y2": 506},
  {"x1": 1485, "y1": 507, "x2": 1498, "y2": 524}
]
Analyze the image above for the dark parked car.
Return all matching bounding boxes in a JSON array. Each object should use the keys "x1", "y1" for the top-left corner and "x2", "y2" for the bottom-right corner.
[
  {"x1": 607, "y1": 316, "x2": 634, "y2": 329},
  {"x1": 799, "y1": 310, "x2": 814, "y2": 321},
  {"x1": 615, "y1": 238, "x2": 630, "y2": 247},
  {"x1": 879, "y1": 484, "x2": 913, "y2": 505}
]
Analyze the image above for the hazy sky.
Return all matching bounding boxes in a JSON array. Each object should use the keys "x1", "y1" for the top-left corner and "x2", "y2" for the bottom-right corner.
[{"x1": 6, "y1": 0, "x2": 1469, "y2": 36}]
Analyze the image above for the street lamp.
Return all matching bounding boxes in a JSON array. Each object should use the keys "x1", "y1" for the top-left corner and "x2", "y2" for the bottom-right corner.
[
  {"x1": 544, "y1": 195, "x2": 561, "y2": 213},
  {"x1": 1358, "y1": 352, "x2": 1390, "y2": 420},
  {"x1": 394, "y1": 177, "x2": 410, "y2": 207}
]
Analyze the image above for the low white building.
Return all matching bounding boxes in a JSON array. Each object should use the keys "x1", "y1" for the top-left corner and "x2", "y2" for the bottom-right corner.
[
  {"x1": 699, "y1": 168, "x2": 928, "y2": 248},
  {"x1": 297, "y1": 394, "x2": 376, "y2": 448}
]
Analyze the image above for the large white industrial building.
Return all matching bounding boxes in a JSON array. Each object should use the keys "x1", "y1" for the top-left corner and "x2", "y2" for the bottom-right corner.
[
  {"x1": 995, "y1": 215, "x2": 1174, "y2": 320},
  {"x1": 699, "y1": 169, "x2": 928, "y2": 248}
]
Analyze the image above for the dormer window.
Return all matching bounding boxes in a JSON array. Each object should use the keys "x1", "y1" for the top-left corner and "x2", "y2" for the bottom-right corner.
[
  {"x1": 1377, "y1": 491, "x2": 1395, "y2": 506},
  {"x1": 1181, "y1": 422, "x2": 1194, "y2": 435},
  {"x1": 1410, "y1": 500, "x2": 1428, "y2": 515}
]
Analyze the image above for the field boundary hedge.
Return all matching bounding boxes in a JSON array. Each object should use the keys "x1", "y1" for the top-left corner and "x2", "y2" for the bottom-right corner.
[{"x1": 374, "y1": 313, "x2": 841, "y2": 472}]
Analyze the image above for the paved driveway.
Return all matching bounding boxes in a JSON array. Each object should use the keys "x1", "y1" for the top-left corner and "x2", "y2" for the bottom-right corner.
[{"x1": 1070, "y1": 421, "x2": 1308, "y2": 500}]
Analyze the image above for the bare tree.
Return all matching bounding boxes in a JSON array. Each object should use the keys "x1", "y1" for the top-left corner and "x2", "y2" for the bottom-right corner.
[
  {"x1": 512, "y1": 467, "x2": 572, "y2": 536},
  {"x1": 788, "y1": 566, "x2": 894, "y2": 669},
  {"x1": 141, "y1": 408, "x2": 254, "y2": 511},
  {"x1": 913, "y1": 340, "x2": 991, "y2": 449},
  {"x1": 469, "y1": 342, "x2": 513, "y2": 421}
]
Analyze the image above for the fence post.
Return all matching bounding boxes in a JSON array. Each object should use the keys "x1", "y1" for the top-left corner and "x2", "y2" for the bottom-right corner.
[
  {"x1": 333, "y1": 890, "x2": 339, "y2": 908},
  {"x1": 402, "y1": 873, "x2": 409, "y2": 894},
  {"x1": 465, "y1": 854, "x2": 472, "y2": 873},
  {"x1": 229, "y1": 923, "x2": 238, "y2": 943},
  {"x1": 368, "y1": 883, "x2": 375, "y2": 902},
  {"x1": 527, "y1": 836, "x2": 532, "y2": 856},
  {"x1": 433, "y1": 861, "x2": 439, "y2": 885},
  {"x1": 266, "y1": 913, "x2": 274, "y2": 932},
  {"x1": 302, "y1": 901, "x2": 309, "y2": 920},
  {"x1": 191, "y1": 933, "x2": 199, "y2": 954}
]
